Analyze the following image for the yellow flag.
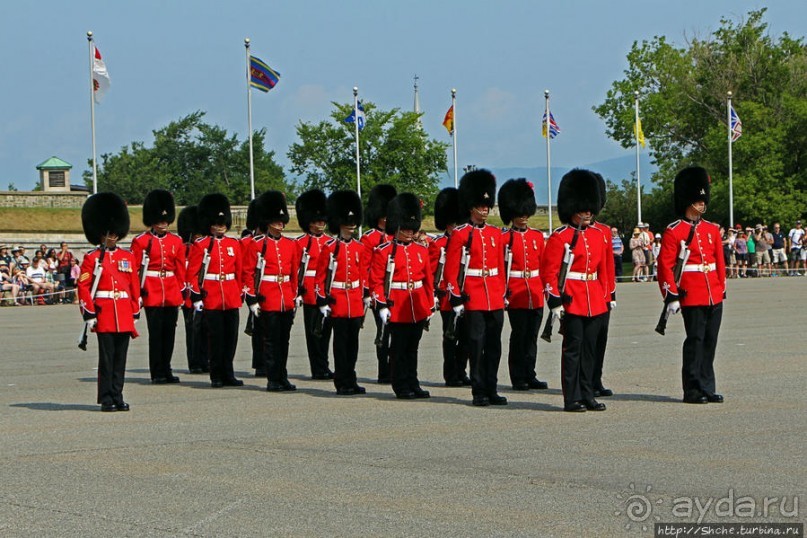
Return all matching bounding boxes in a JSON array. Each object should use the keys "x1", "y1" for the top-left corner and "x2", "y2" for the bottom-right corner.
[
  {"x1": 635, "y1": 117, "x2": 646, "y2": 148},
  {"x1": 442, "y1": 105, "x2": 454, "y2": 135}
]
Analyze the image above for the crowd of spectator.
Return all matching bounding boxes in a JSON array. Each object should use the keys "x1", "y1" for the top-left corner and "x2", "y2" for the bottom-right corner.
[
  {"x1": 611, "y1": 219, "x2": 807, "y2": 281},
  {"x1": 0, "y1": 242, "x2": 79, "y2": 305}
]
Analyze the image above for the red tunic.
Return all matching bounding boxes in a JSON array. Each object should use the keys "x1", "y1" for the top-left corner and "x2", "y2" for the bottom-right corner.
[
  {"x1": 501, "y1": 227, "x2": 545, "y2": 310},
  {"x1": 590, "y1": 221, "x2": 616, "y2": 301},
  {"x1": 295, "y1": 233, "x2": 330, "y2": 306},
  {"x1": 444, "y1": 223, "x2": 506, "y2": 312},
  {"x1": 130, "y1": 231, "x2": 186, "y2": 308},
  {"x1": 541, "y1": 225, "x2": 609, "y2": 318},
  {"x1": 657, "y1": 219, "x2": 725, "y2": 307},
  {"x1": 360, "y1": 228, "x2": 392, "y2": 282},
  {"x1": 369, "y1": 240, "x2": 434, "y2": 323},
  {"x1": 242, "y1": 234, "x2": 301, "y2": 312},
  {"x1": 314, "y1": 237, "x2": 368, "y2": 319},
  {"x1": 187, "y1": 235, "x2": 244, "y2": 311},
  {"x1": 78, "y1": 247, "x2": 141, "y2": 333},
  {"x1": 428, "y1": 233, "x2": 451, "y2": 312}
]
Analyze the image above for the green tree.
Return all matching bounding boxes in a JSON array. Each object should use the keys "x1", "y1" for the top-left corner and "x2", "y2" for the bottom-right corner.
[
  {"x1": 287, "y1": 102, "x2": 449, "y2": 212},
  {"x1": 594, "y1": 9, "x2": 807, "y2": 226},
  {"x1": 84, "y1": 111, "x2": 289, "y2": 205}
]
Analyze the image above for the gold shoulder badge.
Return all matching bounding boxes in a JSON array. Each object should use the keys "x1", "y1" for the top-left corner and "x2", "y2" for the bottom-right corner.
[{"x1": 79, "y1": 272, "x2": 91, "y2": 282}]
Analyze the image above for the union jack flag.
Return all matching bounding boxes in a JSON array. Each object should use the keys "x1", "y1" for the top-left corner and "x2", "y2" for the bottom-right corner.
[
  {"x1": 542, "y1": 111, "x2": 560, "y2": 139},
  {"x1": 730, "y1": 105, "x2": 742, "y2": 142}
]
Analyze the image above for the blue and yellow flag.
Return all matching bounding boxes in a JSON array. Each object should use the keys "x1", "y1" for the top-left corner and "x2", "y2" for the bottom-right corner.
[{"x1": 249, "y1": 56, "x2": 280, "y2": 92}]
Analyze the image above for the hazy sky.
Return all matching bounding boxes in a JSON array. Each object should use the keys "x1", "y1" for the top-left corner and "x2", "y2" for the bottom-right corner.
[{"x1": 2, "y1": 1, "x2": 805, "y2": 191}]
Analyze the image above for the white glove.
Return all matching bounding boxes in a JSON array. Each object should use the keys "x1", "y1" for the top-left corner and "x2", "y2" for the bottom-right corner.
[
  {"x1": 379, "y1": 307, "x2": 391, "y2": 325},
  {"x1": 319, "y1": 305, "x2": 331, "y2": 317},
  {"x1": 86, "y1": 318, "x2": 98, "y2": 331},
  {"x1": 551, "y1": 305, "x2": 565, "y2": 320},
  {"x1": 504, "y1": 298, "x2": 510, "y2": 309},
  {"x1": 452, "y1": 304, "x2": 464, "y2": 316},
  {"x1": 295, "y1": 295, "x2": 304, "y2": 309},
  {"x1": 666, "y1": 300, "x2": 681, "y2": 316},
  {"x1": 434, "y1": 296, "x2": 441, "y2": 310},
  {"x1": 363, "y1": 296, "x2": 373, "y2": 308},
  {"x1": 133, "y1": 315, "x2": 140, "y2": 325},
  {"x1": 249, "y1": 303, "x2": 260, "y2": 317},
  {"x1": 193, "y1": 300, "x2": 204, "y2": 312},
  {"x1": 138, "y1": 296, "x2": 144, "y2": 309},
  {"x1": 610, "y1": 301, "x2": 617, "y2": 310}
]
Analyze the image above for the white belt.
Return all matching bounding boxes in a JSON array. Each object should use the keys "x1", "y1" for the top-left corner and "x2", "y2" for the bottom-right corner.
[
  {"x1": 304, "y1": 270, "x2": 316, "y2": 277},
  {"x1": 331, "y1": 279, "x2": 361, "y2": 290},
  {"x1": 204, "y1": 273, "x2": 236, "y2": 281},
  {"x1": 683, "y1": 263, "x2": 716, "y2": 273},
  {"x1": 145, "y1": 270, "x2": 175, "y2": 278},
  {"x1": 509, "y1": 269, "x2": 540, "y2": 278},
  {"x1": 95, "y1": 290, "x2": 129, "y2": 299},
  {"x1": 566, "y1": 271, "x2": 598, "y2": 281},
  {"x1": 465, "y1": 267, "x2": 499, "y2": 277},
  {"x1": 389, "y1": 280, "x2": 423, "y2": 290},
  {"x1": 261, "y1": 274, "x2": 290, "y2": 283}
]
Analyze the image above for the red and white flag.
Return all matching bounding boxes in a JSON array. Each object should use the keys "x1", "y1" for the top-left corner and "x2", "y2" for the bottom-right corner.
[{"x1": 92, "y1": 45, "x2": 111, "y2": 103}]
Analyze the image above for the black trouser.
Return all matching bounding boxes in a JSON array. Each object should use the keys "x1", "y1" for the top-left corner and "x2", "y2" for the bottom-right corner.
[
  {"x1": 260, "y1": 310, "x2": 295, "y2": 383},
  {"x1": 560, "y1": 314, "x2": 605, "y2": 405},
  {"x1": 681, "y1": 303, "x2": 723, "y2": 397},
  {"x1": 614, "y1": 255, "x2": 623, "y2": 277},
  {"x1": 145, "y1": 306, "x2": 179, "y2": 380},
  {"x1": 303, "y1": 304, "x2": 332, "y2": 376},
  {"x1": 250, "y1": 312, "x2": 264, "y2": 370},
  {"x1": 464, "y1": 309, "x2": 504, "y2": 398},
  {"x1": 440, "y1": 311, "x2": 469, "y2": 383},
  {"x1": 372, "y1": 306, "x2": 391, "y2": 381},
  {"x1": 97, "y1": 332, "x2": 130, "y2": 405},
  {"x1": 205, "y1": 309, "x2": 239, "y2": 383},
  {"x1": 182, "y1": 306, "x2": 208, "y2": 371},
  {"x1": 389, "y1": 321, "x2": 426, "y2": 395},
  {"x1": 331, "y1": 317, "x2": 362, "y2": 391},
  {"x1": 592, "y1": 310, "x2": 610, "y2": 390},
  {"x1": 507, "y1": 308, "x2": 543, "y2": 385}
]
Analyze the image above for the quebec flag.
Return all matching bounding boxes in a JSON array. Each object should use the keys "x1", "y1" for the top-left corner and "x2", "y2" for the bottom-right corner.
[{"x1": 345, "y1": 101, "x2": 366, "y2": 131}]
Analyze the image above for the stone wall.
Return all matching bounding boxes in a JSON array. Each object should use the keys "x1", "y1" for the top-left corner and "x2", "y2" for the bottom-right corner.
[{"x1": 0, "y1": 191, "x2": 88, "y2": 208}]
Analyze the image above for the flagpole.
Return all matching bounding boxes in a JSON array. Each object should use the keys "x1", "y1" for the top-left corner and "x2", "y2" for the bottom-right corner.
[
  {"x1": 353, "y1": 87, "x2": 362, "y2": 235},
  {"x1": 634, "y1": 91, "x2": 642, "y2": 224},
  {"x1": 451, "y1": 89, "x2": 458, "y2": 188},
  {"x1": 87, "y1": 31, "x2": 98, "y2": 195},
  {"x1": 544, "y1": 90, "x2": 553, "y2": 232},
  {"x1": 727, "y1": 91, "x2": 734, "y2": 228},
  {"x1": 245, "y1": 38, "x2": 256, "y2": 201}
]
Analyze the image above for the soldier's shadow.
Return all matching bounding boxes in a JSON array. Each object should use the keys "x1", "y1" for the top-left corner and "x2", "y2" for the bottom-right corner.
[
  {"x1": 10, "y1": 402, "x2": 100, "y2": 412},
  {"x1": 606, "y1": 393, "x2": 682, "y2": 403}
]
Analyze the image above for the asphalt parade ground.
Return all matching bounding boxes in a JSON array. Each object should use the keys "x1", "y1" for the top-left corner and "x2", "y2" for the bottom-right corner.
[{"x1": 1, "y1": 277, "x2": 805, "y2": 537}]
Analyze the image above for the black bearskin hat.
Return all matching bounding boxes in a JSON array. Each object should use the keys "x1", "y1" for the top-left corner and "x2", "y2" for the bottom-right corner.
[
  {"x1": 594, "y1": 172, "x2": 607, "y2": 212},
  {"x1": 198, "y1": 193, "x2": 232, "y2": 232},
  {"x1": 385, "y1": 193, "x2": 422, "y2": 235},
  {"x1": 245, "y1": 198, "x2": 259, "y2": 232},
  {"x1": 557, "y1": 169, "x2": 601, "y2": 225},
  {"x1": 674, "y1": 166, "x2": 710, "y2": 218},
  {"x1": 498, "y1": 178, "x2": 537, "y2": 225},
  {"x1": 364, "y1": 184, "x2": 397, "y2": 228},
  {"x1": 459, "y1": 169, "x2": 496, "y2": 211},
  {"x1": 142, "y1": 189, "x2": 176, "y2": 227},
  {"x1": 327, "y1": 190, "x2": 362, "y2": 235},
  {"x1": 296, "y1": 189, "x2": 328, "y2": 231},
  {"x1": 82, "y1": 192, "x2": 130, "y2": 245},
  {"x1": 255, "y1": 190, "x2": 289, "y2": 231},
  {"x1": 434, "y1": 187, "x2": 464, "y2": 231},
  {"x1": 177, "y1": 206, "x2": 198, "y2": 243}
]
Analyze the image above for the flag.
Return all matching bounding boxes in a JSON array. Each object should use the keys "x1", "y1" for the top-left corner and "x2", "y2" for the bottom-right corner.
[
  {"x1": 634, "y1": 117, "x2": 646, "y2": 148},
  {"x1": 345, "y1": 101, "x2": 366, "y2": 131},
  {"x1": 442, "y1": 105, "x2": 454, "y2": 135},
  {"x1": 249, "y1": 55, "x2": 280, "y2": 92},
  {"x1": 92, "y1": 45, "x2": 111, "y2": 104},
  {"x1": 542, "y1": 111, "x2": 560, "y2": 139},
  {"x1": 730, "y1": 105, "x2": 742, "y2": 142}
]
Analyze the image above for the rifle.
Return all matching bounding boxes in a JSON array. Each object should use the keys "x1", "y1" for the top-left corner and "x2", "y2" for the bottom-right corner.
[
  {"x1": 426, "y1": 245, "x2": 446, "y2": 333},
  {"x1": 139, "y1": 235, "x2": 153, "y2": 296},
  {"x1": 655, "y1": 233, "x2": 693, "y2": 335},
  {"x1": 193, "y1": 238, "x2": 213, "y2": 322},
  {"x1": 445, "y1": 233, "x2": 472, "y2": 341},
  {"x1": 312, "y1": 249, "x2": 338, "y2": 338},
  {"x1": 504, "y1": 231, "x2": 514, "y2": 303},
  {"x1": 541, "y1": 230, "x2": 579, "y2": 343},
  {"x1": 377, "y1": 242, "x2": 397, "y2": 346},
  {"x1": 77, "y1": 247, "x2": 105, "y2": 350},
  {"x1": 244, "y1": 246, "x2": 266, "y2": 336}
]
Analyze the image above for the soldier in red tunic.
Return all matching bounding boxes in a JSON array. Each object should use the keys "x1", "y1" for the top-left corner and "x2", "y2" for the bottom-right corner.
[
  {"x1": 242, "y1": 191, "x2": 301, "y2": 392},
  {"x1": 361, "y1": 184, "x2": 396, "y2": 383},
  {"x1": 130, "y1": 189, "x2": 186, "y2": 385},
  {"x1": 177, "y1": 205, "x2": 208, "y2": 374},
  {"x1": 240, "y1": 198, "x2": 266, "y2": 377},
  {"x1": 78, "y1": 192, "x2": 141, "y2": 412},
  {"x1": 498, "y1": 179, "x2": 548, "y2": 391},
  {"x1": 428, "y1": 187, "x2": 471, "y2": 387},
  {"x1": 541, "y1": 170, "x2": 610, "y2": 412},
  {"x1": 657, "y1": 167, "x2": 726, "y2": 404},
  {"x1": 315, "y1": 191, "x2": 369, "y2": 396},
  {"x1": 295, "y1": 189, "x2": 334, "y2": 380},
  {"x1": 369, "y1": 193, "x2": 435, "y2": 399},
  {"x1": 186, "y1": 194, "x2": 244, "y2": 388},
  {"x1": 444, "y1": 170, "x2": 508, "y2": 407}
]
